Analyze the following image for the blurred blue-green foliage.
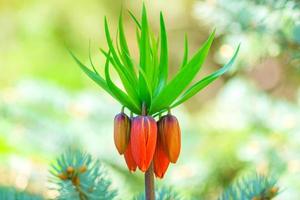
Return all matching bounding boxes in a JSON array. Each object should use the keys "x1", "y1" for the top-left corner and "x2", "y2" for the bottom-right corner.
[{"x1": 0, "y1": 0, "x2": 299, "y2": 199}]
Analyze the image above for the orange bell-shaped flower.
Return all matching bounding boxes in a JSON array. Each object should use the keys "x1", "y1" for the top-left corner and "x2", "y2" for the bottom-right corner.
[
  {"x1": 114, "y1": 112, "x2": 130, "y2": 154},
  {"x1": 158, "y1": 114, "x2": 181, "y2": 163},
  {"x1": 124, "y1": 140, "x2": 137, "y2": 172},
  {"x1": 153, "y1": 133, "x2": 170, "y2": 178},
  {"x1": 130, "y1": 116, "x2": 157, "y2": 172}
]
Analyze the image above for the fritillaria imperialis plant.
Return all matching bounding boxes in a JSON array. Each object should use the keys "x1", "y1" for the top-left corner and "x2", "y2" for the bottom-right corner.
[{"x1": 70, "y1": 4, "x2": 239, "y2": 200}]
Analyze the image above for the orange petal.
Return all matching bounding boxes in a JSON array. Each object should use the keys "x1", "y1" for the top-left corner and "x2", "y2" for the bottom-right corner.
[
  {"x1": 154, "y1": 135, "x2": 170, "y2": 178},
  {"x1": 131, "y1": 116, "x2": 157, "y2": 172},
  {"x1": 131, "y1": 116, "x2": 147, "y2": 171},
  {"x1": 159, "y1": 114, "x2": 181, "y2": 163},
  {"x1": 144, "y1": 117, "x2": 157, "y2": 170},
  {"x1": 114, "y1": 113, "x2": 131, "y2": 154},
  {"x1": 124, "y1": 140, "x2": 137, "y2": 172}
]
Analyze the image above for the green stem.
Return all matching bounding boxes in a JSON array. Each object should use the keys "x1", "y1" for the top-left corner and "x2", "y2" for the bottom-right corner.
[{"x1": 142, "y1": 102, "x2": 147, "y2": 116}]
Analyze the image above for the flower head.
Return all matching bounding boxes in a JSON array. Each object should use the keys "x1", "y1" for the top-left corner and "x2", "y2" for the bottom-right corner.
[
  {"x1": 130, "y1": 115, "x2": 157, "y2": 172},
  {"x1": 114, "y1": 111, "x2": 131, "y2": 154},
  {"x1": 158, "y1": 114, "x2": 181, "y2": 163}
]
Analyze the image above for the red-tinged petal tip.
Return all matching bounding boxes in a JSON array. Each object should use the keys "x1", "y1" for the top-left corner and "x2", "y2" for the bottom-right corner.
[
  {"x1": 154, "y1": 134, "x2": 170, "y2": 178},
  {"x1": 124, "y1": 141, "x2": 137, "y2": 172}
]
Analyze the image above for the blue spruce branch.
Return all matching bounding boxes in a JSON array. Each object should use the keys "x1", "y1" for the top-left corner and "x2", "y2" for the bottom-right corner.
[
  {"x1": 134, "y1": 187, "x2": 182, "y2": 200},
  {"x1": 0, "y1": 186, "x2": 43, "y2": 200},
  {"x1": 219, "y1": 174, "x2": 279, "y2": 200},
  {"x1": 49, "y1": 149, "x2": 117, "y2": 200}
]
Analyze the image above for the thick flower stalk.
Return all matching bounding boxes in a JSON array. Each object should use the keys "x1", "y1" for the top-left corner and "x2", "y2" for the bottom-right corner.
[{"x1": 72, "y1": 3, "x2": 240, "y2": 200}]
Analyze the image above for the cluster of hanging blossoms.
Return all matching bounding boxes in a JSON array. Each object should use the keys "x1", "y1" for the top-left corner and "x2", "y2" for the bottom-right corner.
[
  {"x1": 114, "y1": 106, "x2": 180, "y2": 178},
  {"x1": 71, "y1": 4, "x2": 239, "y2": 178}
]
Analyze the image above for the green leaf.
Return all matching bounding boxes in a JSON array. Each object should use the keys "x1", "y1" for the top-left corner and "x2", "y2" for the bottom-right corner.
[
  {"x1": 104, "y1": 19, "x2": 141, "y2": 105},
  {"x1": 115, "y1": 30, "x2": 137, "y2": 80},
  {"x1": 88, "y1": 41, "x2": 99, "y2": 75},
  {"x1": 128, "y1": 10, "x2": 141, "y2": 29},
  {"x1": 104, "y1": 17, "x2": 137, "y2": 85},
  {"x1": 138, "y1": 3, "x2": 152, "y2": 106},
  {"x1": 180, "y1": 34, "x2": 189, "y2": 68},
  {"x1": 150, "y1": 32, "x2": 160, "y2": 91},
  {"x1": 118, "y1": 12, "x2": 136, "y2": 76},
  {"x1": 171, "y1": 44, "x2": 240, "y2": 108},
  {"x1": 155, "y1": 12, "x2": 168, "y2": 95},
  {"x1": 69, "y1": 50, "x2": 111, "y2": 95},
  {"x1": 101, "y1": 49, "x2": 141, "y2": 108},
  {"x1": 137, "y1": 64, "x2": 153, "y2": 98},
  {"x1": 104, "y1": 54, "x2": 141, "y2": 113},
  {"x1": 136, "y1": 27, "x2": 141, "y2": 48},
  {"x1": 104, "y1": 17, "x2": 124, "y2": 69},
  {"x1": 139, "y1": 3, "x2": 151, "y2": 72},
  {"x1": 150, "y1": 30, "x2": 215, "y2": 114}
]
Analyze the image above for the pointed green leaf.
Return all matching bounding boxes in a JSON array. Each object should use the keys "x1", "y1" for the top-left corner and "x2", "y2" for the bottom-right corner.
[
  {"x1": 140, "y1": 3, "x2": 151, "y2": 73},
  {"x1": 171, "y1": 44, "x2": 240, "y2": 108},
  {"x1": 136, "y1": 27, "x2": 141, "y2": 47},
  {"x1": 118, "y1": 12, "x2": 136, "y2": 76},
  {"x1": 104, "y1": 17, "x2": 123, "y2": 68},
  {"x1": 150, "y1": 30, "x2": 215, "y2": 114},
  {"x1": 104, "y1": 17, "x2": 137, "y2": 85},
  {"x1": 137, "y1": 64, "x2": 153, "y2": 98},
  {"x1": 100, "y1": 49, "x2": 140, "y2": 106},
  {"x1": 150, "y1": 32, "x2": 160, "y2": 92},
  {"x1": 155, "y1": 12, "x2": 168, "y2": 95},
  {"x1": 104, "y1": 19, "x2": 141, "y2": 105},
  {"x1": 139, "y1": 76, "x2": 151, "y2": 106},
  {"x1": 116, "y1": 30, "x2": 137, "y2": 80},
  {"x1": 138, "y1": 4, "x2": 152, "y2": 105},
  {"x1": 180, "y1": 34, "x2": 189, "y2": 68},
  {"x1": 69, "y1": 50, "x2": 111, "y2": 95},
  {"x1": 88, "y1": 42, "x2": 99, "y2": 75},
  {"x1": 104, "y1": 55, "x2": 141, "y2": 114},
  {"x1": 128, "y1": 10, "x2": 141, "y2": 29}
]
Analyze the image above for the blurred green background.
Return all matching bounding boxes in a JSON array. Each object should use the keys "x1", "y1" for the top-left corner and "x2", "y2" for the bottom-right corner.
[{"x1": 0, "y1": 0, "x2": 300, "y2": 199}]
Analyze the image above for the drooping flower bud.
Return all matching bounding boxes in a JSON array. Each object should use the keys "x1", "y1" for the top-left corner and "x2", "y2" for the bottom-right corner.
[
  {"x1": 114, "y1": 112, "x2": 131, "y2": 155},
  {"x1": 153, "y1": 132, "x2": 170, "y2": 178},
  {"x1": 158, "y1": 114, "x2": 181, "y2": 163},
  {"x1": 130, "y1": 116, "x2": 157, "y2": 172},
  {"x1": 124, "y1": 140, "x2": 137, "y2": 172}
]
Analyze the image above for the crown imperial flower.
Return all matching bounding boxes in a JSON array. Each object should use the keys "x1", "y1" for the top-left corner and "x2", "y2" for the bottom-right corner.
[
  {"x1": 130, "y1": 115, "x2": 157, "y2": 172},
  {"x1": 158, "y1": 114, "x2": 181, "y2": 163},
  {"x1": 114, "y1": 111, "x2": 131, "y2": 154},
  {"x1": 72, "y1": 4, "x2": 239, "y2": 198}
]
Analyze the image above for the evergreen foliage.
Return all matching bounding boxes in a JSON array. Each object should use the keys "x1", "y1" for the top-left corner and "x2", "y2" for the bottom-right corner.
[
  {"x1": 219, "y1": 174, "x2": 279, "y2": 200},
  {"x1": 49, "y1": 149, "x2": 117, "y2": 200},
  {"x1": 0, "y1": 186, "x2": 43, "y2": 200},
  {"x1": 0, "y1": 150, "x2": 281, "y2": 200},
  {"x1": 134, "y1": 187, "x2": 182, "y2": 200}
]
